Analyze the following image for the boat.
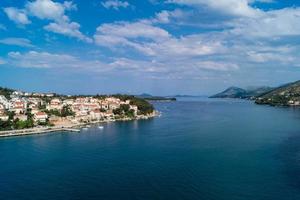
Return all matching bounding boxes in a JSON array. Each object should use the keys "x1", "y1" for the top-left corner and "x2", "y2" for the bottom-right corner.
[
  {"x1": 82, "y1": 127, "x2": 89, "y2": 131},
  {"x1": 98, "y1": 126, "x2": 104, "y2": 129}
]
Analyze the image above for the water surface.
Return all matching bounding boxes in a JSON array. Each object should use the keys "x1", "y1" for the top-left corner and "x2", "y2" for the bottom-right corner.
[{"x1": 1, "y1": 98, "x2": 300, "y2": 199}]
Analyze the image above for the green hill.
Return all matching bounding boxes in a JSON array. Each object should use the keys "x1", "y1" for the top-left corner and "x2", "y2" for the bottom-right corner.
[
  {"x1": 210, "y1": 86, "x2": 272, "y2": 99},
  {"x1": 255, "y1": 80, "x2": 300, "y2": 106}
]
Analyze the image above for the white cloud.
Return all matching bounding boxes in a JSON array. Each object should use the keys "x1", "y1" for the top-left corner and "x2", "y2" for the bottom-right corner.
[
  {"x1": 26, "y1": 0, "x2": 90, "y2": 42},
  {"x1": 26, "y1": 0, "x2": 76, "y2": 20},
  {"x1": 3, "y1": 7, "x2": 31, "y2": 25},
  {"x1": 7, "y1": 51, "x2": 109, "y2": 71},
  {"x1": 167, "y1": 0, "x2": 262, "y2": 17},
  {"x1": 246, "y1": 46, "x2": 296, "y2": 64},
  {"x1": 152, "y1": 9, "x2": 188, "y2": 24},
  {"x1": 4, "y1": 0, "x2": 90, "y2": 42},
  {"x1": 231, "y1": 8, "x2": 300, "y2": 37},
  {"x1": 93, "y1": 20, "x2": 234, "y2": 76},
  {"x1": 5, "y1": 51, "x2": 165, "y2": 74},
  {"x1": 195, "y1": 61, "x2": 239, "y2": 71},
  {"x1": 0, "y1": 38, "x2": 34, "y2": 47},
  {"x1": 94, "y1": 21, "x2": 171, "y2": 55},
  {"x1": 168, "y1": 0, "x2": 300, "y2": 38},
  {"x1": 101, "y1": 0, "x2": 130, "y2": 10},
  {"x1": 255, "y1": 0, "x2": 274, "y2": 3},
  {"x1": 45, "y1": 21, "x2": 92, "y2": 43},
  {"x1": 8, "y1": 51, "x2": 77, "y2": 68},
  {"x1": 96, "y1": 21, "x2": 170, "y2": 41},
  {"x1": 94, "y1": 20, "x2": 224, "y2": 58}
]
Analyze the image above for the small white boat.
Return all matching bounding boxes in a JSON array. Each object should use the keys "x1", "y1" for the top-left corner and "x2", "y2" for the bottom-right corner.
[
  {"x1": 82, "y1": 127, "x2": 89, "y2": 131},
  {"x1": 98, "y1": 126, "x2": 104, "y2": 129}
]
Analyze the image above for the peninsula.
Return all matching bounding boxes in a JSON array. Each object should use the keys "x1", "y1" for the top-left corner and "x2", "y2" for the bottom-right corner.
[
  {"x1": 211, "y1": 80, "x2": 300, "y2": 107},
  {"x1": 0, "y1": 87, "x2": 157, "y2": 137}
]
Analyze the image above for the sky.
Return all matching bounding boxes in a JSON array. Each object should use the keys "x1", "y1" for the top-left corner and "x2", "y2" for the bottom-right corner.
[{"x1": 1, "y1": 0, "x2": 300, "y2": 95}]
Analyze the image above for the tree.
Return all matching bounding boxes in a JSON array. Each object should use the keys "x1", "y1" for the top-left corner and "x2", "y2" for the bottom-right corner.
[
  {"x1": 120, "y1": 104, "x2": 130, "y2": 113},
  {"x1": 113, "y1": 108, "x2": 122, "y2": 115},
  {"x1": 7, "y1": 111, "x2": 15, "y2": 120},
  {"x1": 0, "y1": 119, "x2": 12, "y2": 131},
  {"x1": 61, "y1": 105, "x2": 75, "y2": 117}
]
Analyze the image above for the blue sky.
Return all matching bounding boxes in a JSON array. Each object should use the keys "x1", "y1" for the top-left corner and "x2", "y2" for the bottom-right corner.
[{"x1": 1, "y1": 0, "x2": 300, "y2": 95}]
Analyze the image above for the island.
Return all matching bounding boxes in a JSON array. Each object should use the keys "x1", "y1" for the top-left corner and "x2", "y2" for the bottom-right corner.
[
  {"x1": 0, "y1": 87, "x2": 158, "y2": 137},
  {"x1": 137, "y1": 93, "x2": 177, "y2": 102}
]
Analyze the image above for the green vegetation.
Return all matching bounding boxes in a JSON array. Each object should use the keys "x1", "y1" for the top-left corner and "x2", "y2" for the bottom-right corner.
[
  {"x1": 111, "y1": 94, "x2": 154, "y2": 115},
  {"x1": 0, "y1": 87, "x2": 14, "y2": 99},
  {"x1": 13, "y1": 118, "x2": 34, "y2": 129},
  {"x1": 0, "y1": 118, "x2": 35, "y2": 131},
  {"x1": 255, "y1": 80, "x2": 300, "y2": 106},
  {"x1": 130, "y1": 98, "x2": 154, "y2": 115},
  {"x1": 113, "y1": 104, "x2": 135, "y2": 118},
  {"x1": 61, "y1": 105, "x2": 75, "y2": 117},
  {"x1": 143, "y1": 97, "x2": 176, "y2": 101},
  {"x1": 46, "y1": 105, "x2": 75, "y2": 117},
  {"x1": 0, "y1": 120, "x2": 13, "y2": 131},
  {"x1": 210, "y1": 86, "x2": 273, "y2": 99}
]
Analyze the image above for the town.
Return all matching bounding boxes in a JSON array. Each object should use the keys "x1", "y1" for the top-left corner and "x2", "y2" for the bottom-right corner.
[{"x1": 0, "y1": 89, "x2": 156, "y2": 132}]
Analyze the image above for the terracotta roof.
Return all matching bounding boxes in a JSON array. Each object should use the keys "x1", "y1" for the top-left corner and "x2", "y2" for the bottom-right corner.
[{"x1": 36, "y1": 112, "x2": 47, "y2": 116}]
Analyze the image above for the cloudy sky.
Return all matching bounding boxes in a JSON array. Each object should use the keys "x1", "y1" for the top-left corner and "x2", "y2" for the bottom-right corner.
[{"x1": 1, "y1": 0, "x2": 300, "y2": 95}]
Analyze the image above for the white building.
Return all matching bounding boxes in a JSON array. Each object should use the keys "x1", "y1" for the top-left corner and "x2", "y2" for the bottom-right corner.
[
  {"x1": 0, "y1": 95, "x2": 10, "y2": 109},
  {"x1": 34, "y1": 112, "x2": 48, "y2": 122},
  {"x1": 90, "y1": 109, "x2": 104, "y2": 120},
  {"x1": 0, "y1": 115, "x2": 9, "y2": 121},
  {"x1": 47, "y1": 98, "x2": 62, "y2": 110}
]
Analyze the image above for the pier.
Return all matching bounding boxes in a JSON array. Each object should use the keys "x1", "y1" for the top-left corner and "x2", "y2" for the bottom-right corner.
[{"x1": 0, "y1": 127, "x2": 81, "y2": 138}]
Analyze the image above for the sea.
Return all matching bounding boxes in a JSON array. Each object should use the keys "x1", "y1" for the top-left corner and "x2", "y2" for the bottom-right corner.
[{"x1": 1, "y1": 97, "x2": 300, "y2": 200}]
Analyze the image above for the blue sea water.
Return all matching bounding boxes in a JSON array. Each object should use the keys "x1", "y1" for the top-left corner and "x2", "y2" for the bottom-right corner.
[{"x1": 2, "y1": 98, "x2": 300, "y2": 199}]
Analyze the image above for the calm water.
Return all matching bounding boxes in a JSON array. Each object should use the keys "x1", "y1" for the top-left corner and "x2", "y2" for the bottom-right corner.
[{"x1": 2, "y1": 98, "x2": 300, "y2": 199}]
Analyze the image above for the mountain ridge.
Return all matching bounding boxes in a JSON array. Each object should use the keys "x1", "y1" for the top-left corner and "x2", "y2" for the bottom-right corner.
[{"x1": 210, "y1": 86, "x2": 273, "y2": 99}]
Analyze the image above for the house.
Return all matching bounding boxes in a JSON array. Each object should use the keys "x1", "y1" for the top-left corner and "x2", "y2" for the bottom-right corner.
[
  {"x1": 109, "y1": 103, "x2": 120, "y2": 110},
  {"x1": 12, "y1": 91, "x2": 24, "y2": 96},
  {"x1": 0, "y1": 95, "x2": 10, "y2": 109},
  {"x1": 100, "y1": 100, "x2": 109, "y2": 110},
  {"x1": 12, "y1": 101, "x2": 26, "y2": 114},
  {"x1": 0, "y1": 115, "x2": 9, "y2": 121},
  {"x1": 0, "y1": 103, "x2": 5, "y2": 114},
  {"x1": 63, "y1": 99, "x2": 74, "y2": 105},
  {"x1": 47, "y1": 98, "x2": 62, "y2": 110},
  {"x1": 90, "y1": 109, "x2": 104, "y2": 120},
  {"x1": 24, "y1": 92, "x2": 32, "y2": 96},
  {"x1": 14, "y1": 114, "x2": 28, "y2": 121},
  {"x1": 130, "y1": 105, "x2": 138, "y2": 115},
  {"x1": 34, "y1": 112, "x2": 48, "y2": 122},
  {"x1": 46, "y1": 93, "x2": 54, "y2": 97},
  {"x1": 28, "y1": 104, "x2": 39, "y2": 114}
]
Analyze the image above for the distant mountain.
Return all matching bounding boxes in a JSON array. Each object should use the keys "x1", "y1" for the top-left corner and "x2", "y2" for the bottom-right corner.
[
  {"x1": 255, "y1": 80, "x2": 300, "y2": 106},
  {"x1": 210, "y1": 86, "x2": 273, "y2": 99},
  {"x1": 136, "y1": 94, "x2": 176, "y2": 101},
  {"x1": 171, "y1": 95, "x2": 205, "y2": 98},
  {"x1": 138, "y1": 93, "x2": 153, "y2": 98}
]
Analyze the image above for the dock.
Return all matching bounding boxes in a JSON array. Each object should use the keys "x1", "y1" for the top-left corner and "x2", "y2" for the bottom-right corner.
[{"x1": 0, "y1": 127, "x2": 81, "y2": 138}]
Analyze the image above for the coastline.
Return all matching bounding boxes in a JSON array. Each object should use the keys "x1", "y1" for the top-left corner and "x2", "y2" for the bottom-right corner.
[{"x1": 0, "y1": 111, "x2": 160, "y2": 138}]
